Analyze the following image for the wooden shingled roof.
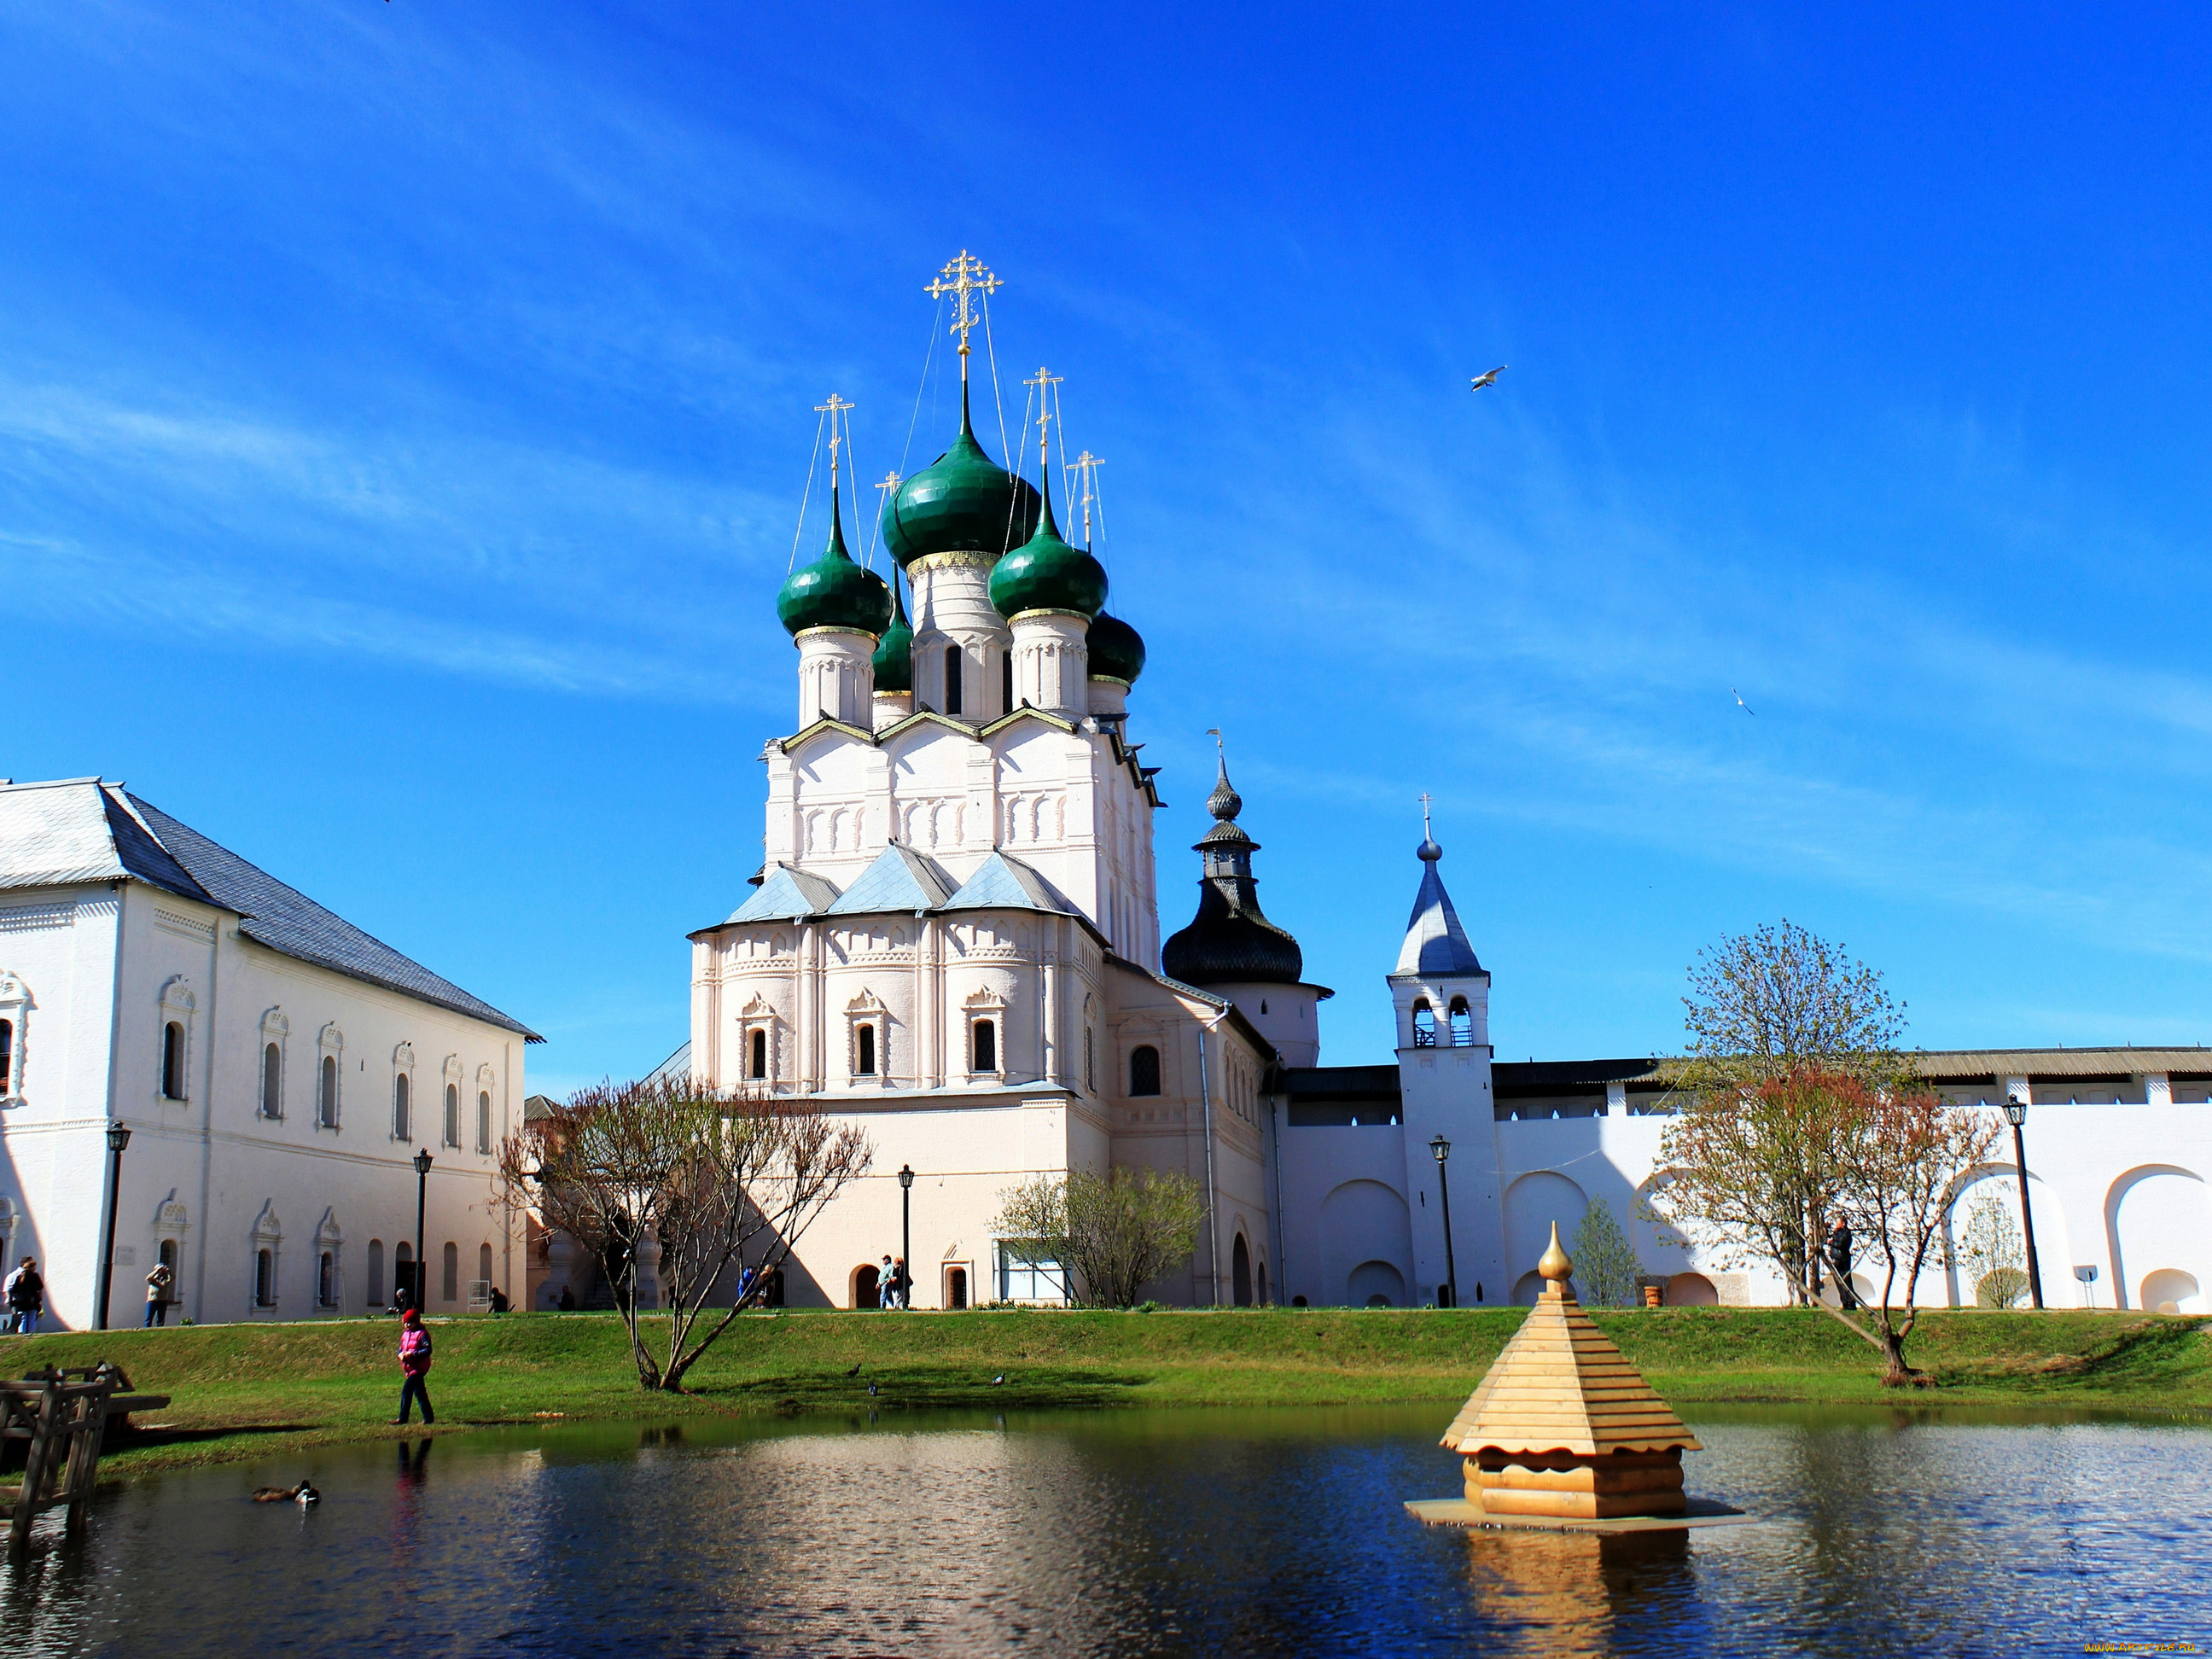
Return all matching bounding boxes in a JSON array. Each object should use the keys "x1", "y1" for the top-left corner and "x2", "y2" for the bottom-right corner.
[{"x1": 1440, "y1": 1224, "x2": 1701, "y2": 1458}]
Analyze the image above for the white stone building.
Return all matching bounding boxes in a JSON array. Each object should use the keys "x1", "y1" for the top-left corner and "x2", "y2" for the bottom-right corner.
[{"x1": 0, "y1": 777, "x2": 537, "y2": 1330}]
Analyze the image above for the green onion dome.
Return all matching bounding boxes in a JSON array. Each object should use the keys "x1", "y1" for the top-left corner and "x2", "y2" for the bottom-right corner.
[
  {"x1": 1086, "y1": 611, "x2": 1145, "y2": 684},
  {"x1": 777, "y1": 489, "x2": 892, "y2": 637},
  {"x1": 871, "y1": 571, "x2": 914, "y2": 691},
  {"x1": 988, "y1": 488, "x2": 1109, "y2": 621},
  {"x1": 880, "y1": 384, "x2": 1041, "y2": 568}
]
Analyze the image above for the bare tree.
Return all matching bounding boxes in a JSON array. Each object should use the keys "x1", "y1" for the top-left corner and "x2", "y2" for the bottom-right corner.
[
  {"x1": 1655, "y1": 1066, "x2": 1998, "y2": 1383},
  {"x1": 500, "y1": 1075, "x2": 870, "y2": 1390},
  {"x1": 990, "y1": 1168, "x2": 1208, "y2": 1307}
]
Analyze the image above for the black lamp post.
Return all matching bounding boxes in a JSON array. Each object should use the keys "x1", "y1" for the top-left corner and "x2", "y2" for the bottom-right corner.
[
  {"x1": 2002, "y1": 1095, "x2": 2045, "y2": 1310},
  {"x1": 898, "y1": 1164, "x2": 915, "y2": 1309},
  {"x1": 1429, "y1": 1135, "x2": 1458, "y2": 1309},
  {"x1": 413, "y1": 1148, "x2": 434, "y2": 1310},
  {"x1": 96, "y1": 1121, "x2": 132, "y2": 1331}
]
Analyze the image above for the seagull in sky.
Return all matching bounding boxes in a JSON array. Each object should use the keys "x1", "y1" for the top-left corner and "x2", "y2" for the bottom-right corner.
[
  {"x1": 1732, "y1": 688, "x2": 1755, "y2": 716},
  {"x1": 1470, "y1": 365, "x2": 1506, "y2": 391}
]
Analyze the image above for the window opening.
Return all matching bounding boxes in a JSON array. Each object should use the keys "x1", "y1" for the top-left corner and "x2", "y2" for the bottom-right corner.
[
  {"x1": 1001, "y1": 651, "x2": 1014, "y2": 715},
  {"x1": 254, "y1": 1248, "x2": 274, "y2": 1307},
  {"x1": 972, "y1": 1018, "x2": 997, "y2": 1074},
  {"x1": 442, "y1": 1242, "x2": 459, "y2": 1302},
  {"x1": 319, "y1": 1055, "x2": 340, "y2": 1127},
  {"x1": 261, "y1": 1042, "x2": 282, "y2": 1118},
  {"x1": 1085, "y1": 1027, "x2": 1095, "y2": 1092},
  {"x1": 367, "y1": 1239, "x2": 385, "y2": 1307},
  {"x1": 393, "y1": 1073, "x2": 411, "y2": 1140},
  {"x1": 393, "y1": 1241, "x2": 414, "y2": 1305},
  {"x1": 479, "y1": 1242, "x2": 493, "y2": 1293},
  {"x1": 997, "y1": 1240, "x2": 1065, "y2": 1302},
  {"x1": 445, "y1": 1082, "x2": 460, "y2": 1148},
  {"x1": 1130, "y1": 1045, "x2": 1161, "y2": 1097},
  {"x1": 161, "y1": 1021, "x2": 185, "y2": 1098},
  {"x1": 1448, "y1": 996, "x2": 1472, "y2": 1047},
  {"x1": 0, "y1": 1017, "x2": 15, "y2": 1093},
  {"x1": 945, "y1": 647, "x2": 963, "y2": 716},
  {"x1": 1412, "y1": 1001, "x2": 1436, "y2": 1047},
  {"x1": 318, "y1": 1251, "x2": 335, "y2": 1308},
  {"x1": 857, "y1": 1023, "x2": 876, "y2": 1076},
  {"x1": 749, "y1": 1028, "x2": 768, "y2": 1080},
  {"x1": 477, "y1": 1091, "x2": 492, "y2": 1153}
]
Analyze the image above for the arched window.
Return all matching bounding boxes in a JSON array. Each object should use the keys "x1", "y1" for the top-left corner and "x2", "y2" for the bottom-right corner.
[
  {"x1": 1412, "y1": 1000, "x2": 1436, "y2": 1048},
  {"x1": 856, "y1": 1023, "x2": 876, "y2": 1076},
  {"x1": 971, "y1": 1018, "x2": 997, "y2": 1074},
  {"x1": 945, "y1": 646, "x2": 963, "y2": 716},
  {"x1": 1130, "y1": 1045, "x2": 1161, "y2": 1097},
  {"x1": 366, "y1": 1238, "x2": 385, "y2": 1308},
  {"x1": 444, "y1": 1083, "x2": 460, "y2": 1148},
  {"x1": 1085, "y1": 1026, "x2": 1095, "y2": 1092},
  {"x1": 161, "y1": 1021, "x2": 185, "y2": 1098},
  {"x1": 441, "y1": 1241, "x2": 459, "y2": 1303},
  {"x1": 261, "y1": 1042, "x2": 282, "y2": 1118},
  {"x1": 393, "y1": 1241, "x2": 414, "y2": 1305},
  {"x1": 158, "y1": 1237, "x2": 178, "y2": 1276},
  {"x1": 477, "y1": 1091, "x2": 492, "y2": 1154},
  {"x1": 748, "y1": 1028, "x2": 768, "y2": 1080},
  {"x1": 254, "y1": 1248, "x2": 275, "y2": 1307},
  {"x1": 393, "y1": 1073, "x2": 410, "y2": 1140},
  {"x1": 1448, "y1": 996, "x2": 1472, "y2": 1047},
  {"x1": 1001, "y1": 651, "x2": 1014, "y2": 715},
  {"x1": 0, "y1": 1017, "x2": 14, "y2": 1094},
  {"x1": 317, "y1": 1251, "x2": 335, "y2": 1308},
  {"x1": 319, "y1": 1055, "x2": 339, "y2": 1128},
  {"x1": 478, "y1": 1243, "x2": 493, "y2": 1294}
]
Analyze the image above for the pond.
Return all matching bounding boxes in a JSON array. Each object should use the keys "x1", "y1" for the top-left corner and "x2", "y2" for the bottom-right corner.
[{"x1": 3, "y1": 1402, "x2": 2207, "y2": 1656}]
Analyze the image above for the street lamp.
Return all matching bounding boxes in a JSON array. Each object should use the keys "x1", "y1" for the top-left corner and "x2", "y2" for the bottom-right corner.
[
  {"x1": 413, "y1": 1148, "x2": 434, "y2": 1312},
  {"x1": 1429, "y1": 1135, "x2": 1458, "y2": 1309},
  {"x1": 898, "y1": 1164, "x2": 915, "y2": 1310},
  {"x1": 2002, "y1": 1095, "x2": 2045, "y2": 1310},
  {"x1": 96, "y1": 1122, "x2": 132, "y2": 1331}
]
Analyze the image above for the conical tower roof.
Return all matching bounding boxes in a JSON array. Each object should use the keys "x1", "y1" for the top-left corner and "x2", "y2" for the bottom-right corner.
[{"x1": 1440, "y1": 1224, "x2": 1700, "y2": 1458}]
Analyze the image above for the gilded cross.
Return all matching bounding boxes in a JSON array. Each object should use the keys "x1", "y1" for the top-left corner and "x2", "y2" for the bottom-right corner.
[
  {"x1": 1066, "y1": 450, "x2": 1104, "y2": 544},
  {"x1": 815, "y1": 393, "x2": 855, "y2": 486},
  {"x1": 925, "y1": 250, "x2": 1002, "y2": 374},
  {"x1": 1023, "y1": 365, "x2": 1063, "y2": 471}
]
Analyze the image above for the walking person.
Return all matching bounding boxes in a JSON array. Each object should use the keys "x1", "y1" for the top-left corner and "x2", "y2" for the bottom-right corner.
[
  {"x1": 143, "y1": 1259, "x2": 177, "y2": 1327},
  {"x1": 390, "y1": 1306, "x2": 436, "y2": 1425},
  {"x1": 1825, "y1": 1219, "x2": 1860, "y2": 1311},
  {"x1": 888, "y1": 1256, "x2": 911, "y2": 1311},
  {"x1": 877, "y1": 1254, "x2": 894, "y2": 1310},
  {"x1": 4, "y1": 1256, "x2": 44, "y2": 1335}
]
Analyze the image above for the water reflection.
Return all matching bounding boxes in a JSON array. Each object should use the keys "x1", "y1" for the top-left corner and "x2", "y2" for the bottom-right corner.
[{"x1": 3, "y1": 1402, "x2": 2207, "y2": 1656}]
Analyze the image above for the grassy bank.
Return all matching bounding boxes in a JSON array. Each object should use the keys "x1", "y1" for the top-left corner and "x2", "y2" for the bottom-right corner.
[{"x1": 10, "y1": 1305, "x2": 2208, "y2": 1477}]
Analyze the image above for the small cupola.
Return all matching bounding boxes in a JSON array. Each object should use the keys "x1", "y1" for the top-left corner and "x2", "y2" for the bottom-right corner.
[
  {"x1": 1086, "y1": 611, "x2": 1146, "y2": 685},
  {"x1": 871, "y1": 569, "x2": 914, "y2": 691},
  {"x1": 988, "y1": 473, "x2": 1108, "y2": 621},
  {"x1": 777, "y1": 484, "x2": 892, "y2": 638},
  {"x1": 880, "y1": 382, "x2": 1041, "y2": 568}
]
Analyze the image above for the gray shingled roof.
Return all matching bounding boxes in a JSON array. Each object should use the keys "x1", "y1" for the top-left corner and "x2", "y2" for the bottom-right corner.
[
  {"x1": 1394, "y1": 849, "x2": 1483, "y2": 978},
  {"x1": 0, "y1": 778, "x2": 538, "y2": 1039},
  {"x1": 940, "y1": 850, "x2": 1083, "y2": 916},
  {"x1": 726, "y1": 864, "x2": 842, "y2": 925},
  {"x1": 826, "y1": 844, "x2": 958, "y2": 916}
]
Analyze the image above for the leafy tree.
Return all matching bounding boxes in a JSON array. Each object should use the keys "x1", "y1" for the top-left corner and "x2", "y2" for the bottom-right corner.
[
  {"x1": 1571, "y1": 1196, "x2": 1643, "y2": 1307},
  {"x1": 1673, "y1": 921, "x2": 1906, "y2": 1299},
  {"x1": 499, "y1": 1074, "x2": 870, "y2": 1390},
  {"x1": 991, "y1": 1167, "x2": 1208, "y2": 1307},
  {"x1": 1960, "y1": 1195, "x2": 2029, "y2": 1309},
  {"x1": 1656, "y1": 1065, "x2": 1997, "y2": 1383}
]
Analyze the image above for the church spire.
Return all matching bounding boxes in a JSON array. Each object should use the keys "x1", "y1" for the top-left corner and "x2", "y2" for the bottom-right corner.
[
  {"x1": 1394, "y1": 816, "x2": 1482, "y2": 978},
  {"x1": 1161, "y1": 736, "x2": 1304, "y2": 987}
]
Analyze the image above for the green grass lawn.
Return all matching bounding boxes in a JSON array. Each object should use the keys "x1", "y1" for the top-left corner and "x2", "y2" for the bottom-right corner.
[{"x1": 9, "y1": 1305, "x2": 2207, "y2": 1479}]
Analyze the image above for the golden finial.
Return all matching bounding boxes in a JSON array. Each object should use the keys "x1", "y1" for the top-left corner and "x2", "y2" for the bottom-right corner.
[
  {"x1": 1538, "y1": 1221, "x2": 1573, "y2": 1286},
  {"x1": 925, "y1": 250, "x2": 1002, "y2": 381},
  {"x1": 815, "y1": 393, "x2": 855, "y2": 490},
  {"x1": 1066, "y1": 450, "x2": 1104, "y2": 545},
  {"x1": 1022, "y1": 364, "x2": 1063, "y2": 478},
  {"x1": 873, "y1": 469, "x2": 901, "y2": 506}
]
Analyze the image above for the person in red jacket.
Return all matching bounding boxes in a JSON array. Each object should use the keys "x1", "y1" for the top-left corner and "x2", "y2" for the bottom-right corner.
[{"x1": 391, "y1": 1307, "x2": 435, "y2": 1425}]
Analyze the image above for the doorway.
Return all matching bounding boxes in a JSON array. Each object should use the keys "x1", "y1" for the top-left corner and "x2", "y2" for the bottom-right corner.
[
  {"x1": 851, "y1": 1263, "x2": 880, "y2": 1309},
  {"x1": 1231, "y1": 1233, "x2": 1253, "y2": 1307},
  {"x1": 946, "y1": 1265, "x2": 969, "y2": 1310}
]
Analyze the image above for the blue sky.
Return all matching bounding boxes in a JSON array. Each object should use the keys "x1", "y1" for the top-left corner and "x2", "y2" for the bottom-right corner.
[{"x1": 9, "y1": 4, "x2": 2212, "y2": 1092}]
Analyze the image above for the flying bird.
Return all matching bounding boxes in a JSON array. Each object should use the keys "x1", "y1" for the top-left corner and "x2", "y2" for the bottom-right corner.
[
  {"x1": 1470, "y1": 366, "x2": 1506, "y2": 392},
  {"x1": 1732, "y1": 688, "x2": 1755, "y2": 717}
]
